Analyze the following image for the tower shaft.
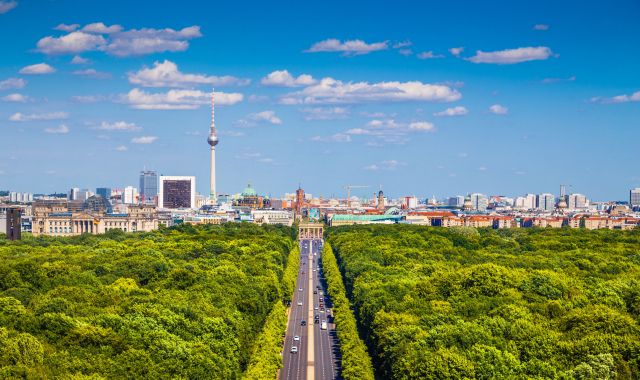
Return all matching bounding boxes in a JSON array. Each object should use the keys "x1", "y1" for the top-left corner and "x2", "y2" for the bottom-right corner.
[{"x1": 210, "y1": 146, "x2": 216, "y2": 202}]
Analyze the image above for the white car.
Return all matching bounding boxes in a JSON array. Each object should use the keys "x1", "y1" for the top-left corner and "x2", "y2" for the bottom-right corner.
[
  {"x1": 299, "y1": 288, "x2": 303, "y2": 292},
  {"x1": 297, "y1": 301, "x2": 303, "y2": 306},
  {"x1": 314, "y1": 306, "x2": 318, "y2": 310},
  {"x1": 291, "y1": 346, "x2": 298, "y2": 354},
  {"x1": 293, "y1": 335, "x2": 300, "y2": 341}
]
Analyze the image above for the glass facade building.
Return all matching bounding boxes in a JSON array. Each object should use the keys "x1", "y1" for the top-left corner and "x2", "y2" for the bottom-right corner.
[{"x1": 139, "y1": 170, "x2": 158, "y2": 204}]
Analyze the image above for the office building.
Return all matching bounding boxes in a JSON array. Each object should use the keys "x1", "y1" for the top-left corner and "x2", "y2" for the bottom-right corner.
[
  {"x1": 631, "y1": 188, "x2": 640, "y2": 208},
  {"x1": 123, "y1": 186, "x2": 138, "y2": 204},
  {"x1": 139, "y1": 170, "x2": 158, "y2": 204},
  {"x1": 448, "y1": 196, "x2": 465, "y2": 207},
  {"x1": 96, "y1": 187, "x2": 111, "y2": 200},
  {"x1": 158, "y1": 176, "x2": 196, "y2": 209},
  {"x1": 568, "y1": 193, "x2": 588, "y2": 210},
  {"x1": 537, "y1": 193, "x2": 556, "y2": 211},
  {"x1": 470, "y1": 193, "x2": 488, "y2": 211},
  {"x1": 5, "y1": 207, "x2": 21, "y2": 240}
]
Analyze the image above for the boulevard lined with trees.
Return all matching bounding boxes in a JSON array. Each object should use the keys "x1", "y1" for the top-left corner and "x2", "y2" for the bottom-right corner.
[{"x1": 327, "y1": 225, "x2": 640, "y2": 379}]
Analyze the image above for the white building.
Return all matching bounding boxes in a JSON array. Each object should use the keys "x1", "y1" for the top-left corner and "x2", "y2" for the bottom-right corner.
[
  {"x1": 568, "y1": 193, "x2": 589, "y2": 210},
  {"x1": 123, "y1": 186, "x2": 138, "y2": 204},
  {"x1": 471, "y1": 193, "x2": 488, "y2": 211},
  {"x1": 251, "y1": 210, "x2": 294, "y2": 226},
  {"x1": 158, "y1": 176, "x2": 196, "y2": 209},
  {"x1": 631, "y1": 188, "x2": 640, "y2": 207},
  {"x1": 537, "y1": 193, "x2": 556, "y2": 211}
]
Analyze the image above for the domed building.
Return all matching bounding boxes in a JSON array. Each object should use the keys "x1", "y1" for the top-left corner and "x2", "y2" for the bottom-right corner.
[
  {"x1": 462, "y1": 195, "x2": 473, "y2": 211},
  {"x1": 83, "y1": 195, "x2": 112, "y2": 213},
  {"x1": 233, "y1": 183, "x2": 270, "y2": 209}
]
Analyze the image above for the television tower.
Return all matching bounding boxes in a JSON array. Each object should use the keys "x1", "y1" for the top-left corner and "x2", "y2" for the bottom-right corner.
[{"x1": 207, "y1": 90, "x2": 219, "y2": 204}]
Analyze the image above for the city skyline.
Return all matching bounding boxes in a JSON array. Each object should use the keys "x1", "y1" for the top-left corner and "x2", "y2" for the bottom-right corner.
[{"x1": 1, "y1": 0, "x2": 639, "y2": 200}]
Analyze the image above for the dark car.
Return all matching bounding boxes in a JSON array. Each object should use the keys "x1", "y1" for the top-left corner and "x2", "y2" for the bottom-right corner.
[{"x1": 301, "y1": 320, "x2": 307, "y2": 326}]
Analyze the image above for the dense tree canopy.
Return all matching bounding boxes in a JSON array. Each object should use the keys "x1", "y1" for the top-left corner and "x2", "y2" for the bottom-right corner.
[
  {"x1": 0, "y1": 223, "x2": 296, "y2": 379},
  {"x1": 327, "y1": 225, "x2": 640, "y2": 379}
]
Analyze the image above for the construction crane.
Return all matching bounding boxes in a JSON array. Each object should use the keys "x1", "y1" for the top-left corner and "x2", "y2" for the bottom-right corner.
[{"x1": 344, "y1": 185, "x2": 369, "y2": 208}]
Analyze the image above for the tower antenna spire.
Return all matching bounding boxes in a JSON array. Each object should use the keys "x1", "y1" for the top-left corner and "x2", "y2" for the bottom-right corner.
[{"x1": 211, "y1": 88, "x2": 216, "y2": 132}]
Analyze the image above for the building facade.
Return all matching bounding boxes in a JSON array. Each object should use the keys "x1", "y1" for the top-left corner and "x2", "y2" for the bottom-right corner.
[
  {"x1": 158, "y1": 176, "x2": 196, "y2": 209},
  {"x1": 139, "y1": 170, "x2": 158, "y2": 205}
]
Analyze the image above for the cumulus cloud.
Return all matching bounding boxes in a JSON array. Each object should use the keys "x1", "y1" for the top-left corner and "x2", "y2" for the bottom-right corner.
[
  {"x1": 0, "y1": 0, "x2": 17, "y2": 14},
  {"x1": 0, "y1": 77, "x2": 26, "y2": 90},
  {"x1": 115, "y1": 145, "x2": 128, "y2": 151},
  {"x1": 489, "y1": 104, "x2": 508, "y2": 114},
  {"x1": 305, "y1": 38, "x2": 388, "y2": 56},
  {"x1": 19, "y1": 63, "x2": 56, "y2": 74},
  {"x1": 449, "y1": 47, "x2": 464, "y2": 56},
  {"x1": 591, "y1": 90, "x2": 640, "y2": 104},
  {"x1": 71, "y1": 55, "x2": 89, "y2": 64},
  {"x1": 235, "y1": 110, "x2": 282, "y2": 128},
  {"x1": 96, "y1": 121, "x2": 141, "y2": 131},
  {"x1": 434, "y1": 106, "x2": 468, "y2": 116},
  {"x1": 533, "y1": 24, "x2": 550, "y2": 30},
  {"x1": 300, "y1": 107, "x2": 349, "y2": 121},
  {"x1": 280, "y1": 77, "x2": 461, "y2": 105},
  {"x1": 44, "y1": 124, "x2": 70, "y2": 134},
  {"x1": 261, "y1": 70, "x2": 316, "y2": 87},
  {"x1": 131, "y1": 136, "x2": 157, "y2": 144},
  {"x1": 408, "y1": 121, "x2": 436, "y2": 131},
  {"x1": 82, "y1": 22, "x2": 122, "y2": 34},
  {"x1": 417, "y1": 51, "x2": 444, "y2": 59},
  {"x1": 71, "y1": 94, "x2": 109, "y2": 103},
  {"x1": 123, "y1": 88, "x2": 243, "y2": 110},
  {"x1": 9, "y1": 111, "x2": 68, "y2": 121},
  {"x1": 311, "y1": 133, "x2": 352, "y2": 143},
  {"x1": 2, "y1": 93, "x2": 29, "y2": 102},
  {"x1": 36, "y1": 24, "x2": 202, "y2": 57},
  {"x1": 468, "y1": 46, "x2": 553, "y2": 64},
  {"x1": 392, "y1": 41, "x2": 412, "y2": 49},
  {"x1": 128, "y1": 60, "x2": 249, "y2": 88},
  {"x1": 73, "y1": 69, "x2": 111, "y2": 79},
  {"x1": 36, "y1": 31, "x2": 106, "y2": 55}
]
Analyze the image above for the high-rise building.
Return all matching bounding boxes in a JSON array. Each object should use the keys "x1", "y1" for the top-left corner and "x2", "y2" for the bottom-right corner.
[
  {"x1": 537, "y1": 193, "x2": 556, "y2": 211},
  {"x1": 377, "y1": 190, "x2": 385, "y2": 210},
  {"x1": 448, "y1": 196, "x2": 465, "y2": 207},
  {"x1": 123, "y1": 186, "x2": 138, "y2": 204},
  {"x1": 568, "y1": 193, "x2": 588, "y2": 210},
  {"x1": 631, "y1": 188, "x2": 640, "y2": 207},
  {"x1": 207, "y1": 91, "x2": 219, "y2": 204},
  {"x1": 6, "y1": 207, "x2": 21, "y2": 240},
  {"x1": 158, "y1": 176, "x2": 196, "y2": 209},
  {"x1": 470, "y1": 193, "x2": 488, "y2": 211},
  {"x1": 139, "y1": 170, "x2": 158, "y2": 204},
  {"x1": 96, "y1": 187, "x2": 111, "y2": 200},
  {"x1": 68, "y1": 187, "x2": 80, "y2": 201}
]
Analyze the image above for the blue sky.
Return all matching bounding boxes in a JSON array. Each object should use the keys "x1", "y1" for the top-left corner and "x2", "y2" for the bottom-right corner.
[{"x1": 1, "y1": 0, "x2": 639, "y2": 201}]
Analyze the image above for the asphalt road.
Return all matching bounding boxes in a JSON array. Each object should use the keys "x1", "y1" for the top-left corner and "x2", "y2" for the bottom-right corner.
[{"x1": 280, "y1": 238, "x2": 340, "y2": 380}]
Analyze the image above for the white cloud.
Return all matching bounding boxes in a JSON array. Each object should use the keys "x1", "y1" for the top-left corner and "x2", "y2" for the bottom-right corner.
[
  {"x1": 2, "y1": 93, "x2": 29, "y2": 102},
  {"x1": 417, "y1": 51, "x2": 444, "y2": 60},
  {"x1": 71, "y1": 55, "x2": 89, "y2": 64},
  {"x1": 408, "y1": 121, "x2": 436, "y2": 132},
  {"x1": 19, "y1": 63, "x2": 56, "y2": 74},
  {"x1": 398, "y1": 49, "x2": 413, "y2": 56},
  {"x1": 468, "y1": 46, "x2": 553, "y2": 64},
  {"x1": 97, "y1": 121, "x2": 141, "y2": 131},
  {"x1": 0, "y1": 77, "x2": 26, "y2": 90},
  {"x1": 105, "y1": 25, "x2": 202, "y2": 56},
  {"x1": 300, "y1": 107, "x2": 349, "y2": 121},
  {"x1": 36, "y1": 24, "x2": 202, "y2": 57},
  {"x1": 73, "y1": 69, "x2": 111, "y2": 79},
  {"x1": 489, "y1": 104, "x2": 508, "y2": 114},
  {"x1": 311, "y1": 133, "x2": 352, "y2": 143},
  {"x1": 392, "y1": 41, "x2": 412, "y2": 49},
  {"x1": 345, "y1": 128, "x2": 372, "y2": 135},
  {"x1": 72, "y1": 94, "x2": 108, "y2": 103},
  {"x1": 131, "y1": 136, "x2": 157, "y2": 144},
  {"x1": 434, "y1": 106, "x2": 468, "y2": 116},
  {"x1": 36, "y1": 31, "x2": 106, "y2": 55},
  {"x1": 542, "y1": 75, "x2": 576, "y2": 84},
  {"x1": 44, "y1": 124, "x2": 70, "y2": 134},
  {"x1": 9, "y1": 111, "x2": 68, "y2": 121},
  {"x1": 54, "y1": 23, "x2": 80, "y2": 32},
  {"x1": 449, "y1": 47, "x2": 464, "y2": 56},
  {"x1": 123, "y1": 88, "x2": 243, "y2": 110},
  {"x1": 0, "y1": 0, "x2": 17, "y2": 14},
  {"x1": 82, "y1": 22, "x2": 123, "y2": 34},
  {"x1": 591, "y1": 90, "x2": 640, "y2": 104},
  {"x1": 280, "y1": 77, "x2": 461, "y2": 104},
  {"x1": 533, "y1": 24, "x2": 550, "y2": 31},
  {"x1": 364, "y1": 160, "x2": 404, "y2": 171},
  {"x1": 128, "y1": 60, "x2": 249, "y2": 88},
  {"x1": 305, "y1": 38, "x2": 388, "y2": 56},
  {"x1": 261, "y1": 70, "x2": 316, "y2": 87},
  {"x1": 368, "y1": 119, "x2": 400, "y2": 129},
  {"x1": 115, "y1": 145, "x2": 128, "y2": 151},
  {"x1": 251, "y1": 110, "x2": 281, "y2": 125}
]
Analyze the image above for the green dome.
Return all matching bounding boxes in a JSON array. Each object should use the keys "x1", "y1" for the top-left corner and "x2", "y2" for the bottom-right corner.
[{"x1": 242, "y1": 183, "x2": 257, "y2": 197}]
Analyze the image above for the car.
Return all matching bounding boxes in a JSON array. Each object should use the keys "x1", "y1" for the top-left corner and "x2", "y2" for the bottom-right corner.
[
  {"x1": 297, "y1": 301, "x2": 302, "y2": 306},
  {"x1": 320, "y1": 321, "x2": 327, "y2": 330},
  {"x1": 291, "y1": 346, "x2": 298, "y2": 354},
  {"x1": 313, "y1": 290, "x2": 317, "y2": 294},
  {"x1": 301, "y1": 320, "x2": 306, "y2": 326},
  {"x1": 314, "y1": 306, "x2": 318, "y2": 310},
  {"x1": 314, "y1": 319, "x2": 319, "y2": 324},
  {"x1": 294, "y1": 335, "x2": 300, "y2": 341},
  {"x1": 299, "y1": 288, "x2": 303, "y2": 292}
]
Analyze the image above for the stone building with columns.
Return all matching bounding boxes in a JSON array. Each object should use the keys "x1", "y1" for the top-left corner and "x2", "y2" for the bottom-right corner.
[{"x1": 31, "y1": 200, "x2": 159, "y2": 237}]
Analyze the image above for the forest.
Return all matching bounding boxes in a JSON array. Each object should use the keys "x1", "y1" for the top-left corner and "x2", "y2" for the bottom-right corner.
[
  {"x1": 0, "y1": 223, "x2": 297, "y2": 379},
  {"x1": 327, "y1": 225, "x2": 640, "y2": 379}
]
